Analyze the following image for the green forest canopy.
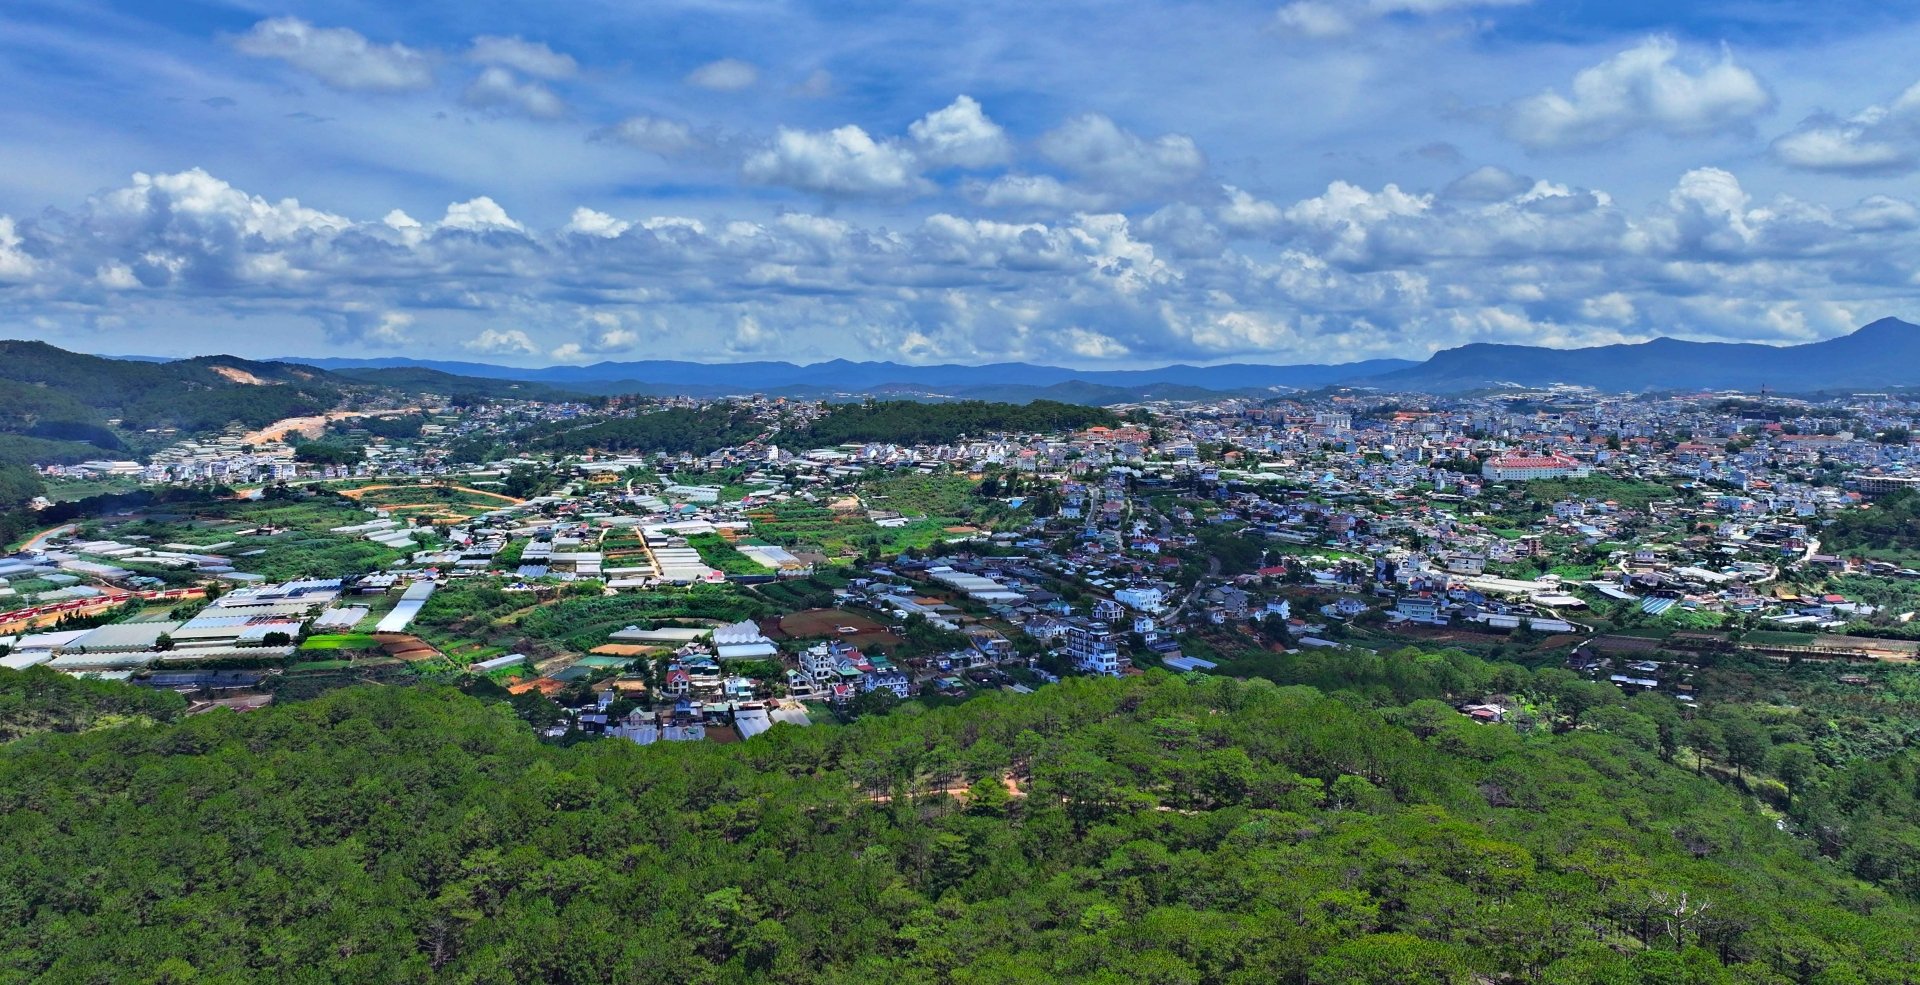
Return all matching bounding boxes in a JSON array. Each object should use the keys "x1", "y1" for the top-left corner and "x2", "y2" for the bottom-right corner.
[
  {"x1": 0, "y1": 668, "x2": 1914, "y2": 983},
  {"x1": 1822, "y1": 489, "x2": 1920, "y2": 558},
  {"x1": 806, "y1": 399, "x2": 1119, "y2": 446}
]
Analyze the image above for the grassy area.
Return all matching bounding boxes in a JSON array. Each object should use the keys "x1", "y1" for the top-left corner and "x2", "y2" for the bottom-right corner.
[
  {"x1": 686, "y1": 533, "x2": 773, "y2": 576},
  {"x1": 748, "y1": 487, "x2": 1001, "y2": 561},
  {"x1": 1662, "y1": 607, "x2": 1730, "y2": 629},
  {"x1": 1519, "y1": 475, "x2": 1678, "y2": 509},
  {"x1": 412, "y1": 580, "x2": 770, "y2": 656},
  {"x1": 860, "y1": 473, "x2": 982, "y2": 517},
  {"x1": 288, "y1": 659, "x2": 355, "y2": 671},
  {"x1": 340, "y1": 484, "x2": 516, "y2": 521},
  {"x1": 39, "y1": 477, "x2": 148, "y2": 503},
  {"x1": 300, "y1": 633, "x2": 381, "y2": 650},
  {"x1": 1743, "y1": 630, "x2": 1821, "y2": 646}
]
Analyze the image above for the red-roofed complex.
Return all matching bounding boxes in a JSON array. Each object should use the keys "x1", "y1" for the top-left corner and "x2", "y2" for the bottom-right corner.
[{"x1": 1482, "y1": 452, "x2": 1586, "y2": 481}]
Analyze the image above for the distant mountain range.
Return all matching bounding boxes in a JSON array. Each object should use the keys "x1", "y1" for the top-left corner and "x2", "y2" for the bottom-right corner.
[
  {"x1": 1370, "y1": 317, "x2": 1920, "y2": 393},
  {"x1": 280, "y1": 317, "x2": 1920, "y2": 397},
  {"x1": 284, "y1": 354, "x2": 1420, "y2": 399}
]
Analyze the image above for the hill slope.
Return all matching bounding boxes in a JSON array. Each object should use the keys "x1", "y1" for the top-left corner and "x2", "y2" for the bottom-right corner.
[
  {"x1": 0, "y1": 341, "x2": 345, "y2": 462},
  {"x1": 0, "y1": 670, "x2": 1912, "y2": 983}
]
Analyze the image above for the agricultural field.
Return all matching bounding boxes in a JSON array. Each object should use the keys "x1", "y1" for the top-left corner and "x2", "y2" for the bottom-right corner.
[
  {"x1": 336, "y1": 483, "x2": 521, "y2": 523},
  {"x1": 748, "y1": 498, "x2": 993, "y2": 561},
  {"x1": 747, "y1": 570, "x2": 851, "y2": 611},
  {"x1": 685, "y1": 532, "x2": 773, "y2": 575},
  {"x1": 298, "y1": 633, "x2": 381, "y2": 651},
  {"x1": 39, "y1": 476, "x2": 147, "y2": 503},
  {"x1": 77, "y1": 496, "x2": 420, "y2": 581},
  {"x1": 763, "y1": 607, "x2": 900, "y2": 650},
  {"x1": 412, "y1": 579, "x2": 769, "y2": 656}
]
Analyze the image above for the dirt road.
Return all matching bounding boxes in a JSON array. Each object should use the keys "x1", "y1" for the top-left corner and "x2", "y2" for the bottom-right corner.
[{"x1": 242, "y1": 406, "x2": 428, "y2": 445}]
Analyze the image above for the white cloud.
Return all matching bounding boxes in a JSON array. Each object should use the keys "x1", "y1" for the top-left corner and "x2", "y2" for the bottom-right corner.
[
  {"x1": 1283, "y1": 180, "x2": 1431, "y2": 262},
  {"x1": 98, "y1": 168, "x2": 351, "y2": 242},
  {"x1": 1059, "y1": 327, "x2": 1130, "y2": 358},
  {"x1": 233, "y1": 17, "x2": 433, "y2": 93},
  {"x1": 439, "y1": 197, "x2": 525, "y2": 233},
  {"x1": 467, "y1": 36, "x2": 576, "y2": 79},
  {"x1": 595, "y1": 114, "x2": 702, "y2": 157},
  {"x1": 1504, "y1": 37, "x2": 1773, "y2": 150},
  {"x1": 0, "y1": 217, "x2": 39, "y2": 281},
  {"x1": 1037, "y1": 114, "x2": 1206, "y2": 195},
  {"x1": 552, "y1": 316, "x2": 643, "y2": 362},
  {"x1": 7, "y1": 165, "x2": 1915, "y2": 369},
  {"x1": 686, "y1": 58, "x2": 759, "y2": 91},
  {"x1": 971, "y1": 175, "x2": 1110, "y2": 212},
  {"x1": 909, "y1": 96, "x2": 1013, "y2": 169},
  {"x1": 368, "y1": 311, "x2": 413, "y2": 345},
  {"x1": 1770, "y1": 80, "x2": 1920, "y2": 175},
  {"x1": 1274, "y1": 0, "x2": 1531, "y2": 38},
  {"x1": 1838, "y1": 195, "x2": 1920, "y2": 232},
  {"x1": 565, "y1": 207, "x2": 632, "y2": 238},
  {"x1": 743, "y1": 125, "x2": 927, "y2": 196},
  {"x1": 1216, "y1": 186, "x2": 1284, "y2": 235},
  {"x1": 464, "y1": 328, "x2": 539, "y2": 355},
  {"x1": 1580, "y1": 292, "x2": 1636, "y2": 323},
  {"x1": 462, "y1": 67, "x2": 566, "y2": 119}
]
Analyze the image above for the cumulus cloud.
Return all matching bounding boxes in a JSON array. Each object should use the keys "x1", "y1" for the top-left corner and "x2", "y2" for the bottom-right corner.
[
  {"x1": 1837, "y1": 194, "x2": 1920, "y2": 232},
  {"x1": 1038, "y1": 114, "x2": 1206, "y2": 195},
  {"x1": 0, "y1": 217, "x2": 40, "y2": 281},
  {"x1": 1504, "y1": 37, "x2": 1773, "y2": 150},
  {"x1": 367, "y1": 312, "x2": 414, "y2": 345},
  {"x1": 686, "y1": 58, "x2": 759, "y2": 91},
  {"x1": 565, "y1": 207, "x2": 632, "y2": 238},
  {"x1": 462, "y1": 67, "x2": 566, "y2": 118},
  {"x1": 970, "y1": 175, "x2": 1110, "y2": 212},
  {"x1": 551, "y1": 315, "x2": 643, "y2": 362},
  {"x1": 464, "y1": 328, "x2": 539, "y2": 355},
  {"x1": 593, "y1": 114, "x2": 703, "y2": 157},
  {"x1": 1770, "y1": 80, "x2": 1920, "y2": 175},
  {"x1": 320, "y1": 308, "x2": 415, "y2": 348},
  {"x1": 1216, "y1": 186, "x2": 1284, "y2": 236},
  {"x1": 743, "y1": 125, "x2": 927, "y2": 197},
  {"x1": 439, "y1": 197, "x2": 525, "y2": 233},
  {"x1": 466, "y1": 36, "x2": 576, "y2": 79},
  {"x1": 3, "y1": 165, "x2": 1914, "y2": 368},
  {"x1": 1274, "y1": 0, "x2": 1531, "y2": 38},
  {"x1": 909, "y1": 96, "x2": 1013, "y2": 169},
  {"x1": 233, "y1": 17, "x2": 433, "y2": 92}
]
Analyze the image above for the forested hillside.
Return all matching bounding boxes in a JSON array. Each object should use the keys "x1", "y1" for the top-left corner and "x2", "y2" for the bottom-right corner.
[
  {"x1": 806, "y1": 399, "x2": 1119, "y2": 445},
  {"x1": 453, "y1": 404, "x2": 770, "y2": 462},
  {"x1": 0, "y1": 342, "x2": 347, "y2": 477},
  {"x1": 0, "y1": 666, "x2": 185, "y2": 742},
  {"x1": 0, "y1": 670, "x2": 1913, "y2": 983},
  {"x1": 0, "y1": 342, "x2": 344, "y2": 435},
  {"x1": 1822, "y1": 489, "x2": 1920, "y2": 559}
]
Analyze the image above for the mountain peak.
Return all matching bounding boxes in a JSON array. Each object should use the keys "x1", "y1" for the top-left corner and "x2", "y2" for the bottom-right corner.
[{"x1": 1853, "y1": 316, "x2": 1919, "y2": 337}]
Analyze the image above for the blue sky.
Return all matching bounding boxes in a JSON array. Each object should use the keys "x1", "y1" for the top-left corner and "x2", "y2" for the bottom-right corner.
[{"x1": 2, "y1": 0, "x2": 1918, "y2": 368}]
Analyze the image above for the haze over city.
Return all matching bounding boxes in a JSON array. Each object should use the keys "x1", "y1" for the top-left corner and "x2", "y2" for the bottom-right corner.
[{"x1": 4, "y1": 0, "x2": 1920, "y2": 367}]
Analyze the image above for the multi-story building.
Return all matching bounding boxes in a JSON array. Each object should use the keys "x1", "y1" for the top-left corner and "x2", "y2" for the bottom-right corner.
[
  {"x1": 1064, "y1": 620, "x2": 1126, "y2": 676},
  {"x1": 1482, "y1": 452, "x2": 1586, "y2": 482}
]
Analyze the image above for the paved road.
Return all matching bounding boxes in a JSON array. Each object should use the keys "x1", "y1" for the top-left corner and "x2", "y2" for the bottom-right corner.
[{"x1": 18, "y1": 523, "x2": 75, "y2": 553}]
